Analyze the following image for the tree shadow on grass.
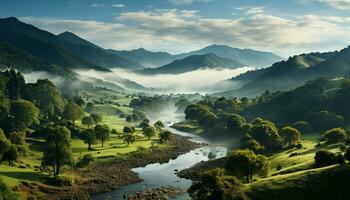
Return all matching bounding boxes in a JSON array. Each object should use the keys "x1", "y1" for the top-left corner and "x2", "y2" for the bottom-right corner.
[{"x1": 0, "y1": 171, "x2": 47, "y2": 182}]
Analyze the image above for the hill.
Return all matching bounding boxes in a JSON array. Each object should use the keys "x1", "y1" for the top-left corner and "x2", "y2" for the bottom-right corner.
[
  {"x1": 139, "y1": 53, "x2": 244, "y2": 75},
  {"x1": 219, "y1": 50, "x2": 343, "y2": 97},
  {"x1": 0, "y1": 17, "x2": 143, "y2": 70},
  {"x1": 176, "y1": 44, "x2": 283, "y2": 68},
  {"x1": 0, "y1": 42, "x2": 72, "y2": 76},
  {"x1": 109, "y1": 48, "x2": 174, "y2": 68}
]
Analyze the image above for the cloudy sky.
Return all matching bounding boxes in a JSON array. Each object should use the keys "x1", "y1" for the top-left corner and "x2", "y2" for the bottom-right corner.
[{"x1": 1, "y1": 0, "x2": 350, "y2": 56}]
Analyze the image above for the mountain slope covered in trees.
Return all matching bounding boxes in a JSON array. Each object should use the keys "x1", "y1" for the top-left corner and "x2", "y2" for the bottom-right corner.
[{"x1": 139, "y1": 53, "x2": 244, "y2": 75}]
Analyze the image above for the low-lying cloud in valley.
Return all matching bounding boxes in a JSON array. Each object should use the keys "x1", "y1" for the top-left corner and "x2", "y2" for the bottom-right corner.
[{"x1": 110, "y1": 67, "x2": 252, "y2": 93}]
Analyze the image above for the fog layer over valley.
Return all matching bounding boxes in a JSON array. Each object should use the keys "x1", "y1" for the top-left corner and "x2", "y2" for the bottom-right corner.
[{"x1": 111, "y1": 67, "x2": 252, "y2": 93}]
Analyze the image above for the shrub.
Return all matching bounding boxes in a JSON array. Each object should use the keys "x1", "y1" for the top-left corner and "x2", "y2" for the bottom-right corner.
[
  {"x1": 76, "y1": 154, "x2": 95, "y2": 168},
  {"x1": 322, "y1": 128, "x2": 347, "y2": 144},
  {"x1": 314, "y1": 150, "x2": 337, "y2": 166},
  {"x1": 46, "y1": 175, "x2": 74, "y2": 186}
]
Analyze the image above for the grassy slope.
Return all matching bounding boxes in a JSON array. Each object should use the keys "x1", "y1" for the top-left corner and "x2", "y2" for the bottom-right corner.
[{"x1": 242, "y1": 134, "x2": 347, "y2": 200}]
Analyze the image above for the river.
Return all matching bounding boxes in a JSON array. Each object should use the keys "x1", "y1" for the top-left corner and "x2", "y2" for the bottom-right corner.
[{"x1": 93, "y1": 106, "x2": 231, "y2": 200}]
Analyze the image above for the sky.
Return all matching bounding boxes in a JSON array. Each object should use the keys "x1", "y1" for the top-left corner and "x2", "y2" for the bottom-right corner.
[{"x1": 1, "y1": 0, "x2": 350, "y2": 57}]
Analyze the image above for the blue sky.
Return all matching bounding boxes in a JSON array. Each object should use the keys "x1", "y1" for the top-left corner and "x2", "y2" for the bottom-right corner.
[{"x1": 1, "y1": 0, "x2": 350, "y2": 56}]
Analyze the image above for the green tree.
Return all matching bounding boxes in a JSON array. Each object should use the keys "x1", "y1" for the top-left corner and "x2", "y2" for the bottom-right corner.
[
  {"x1": 240, "y1": 135, "x2": 264, "y2": 153},
  {"x1": 123, "y1": 134, "x2": 136, "y2": 146},
  {"x1": 159, "y1": 130, "x2": 172, "y2": 143},
  {"x1": 123, "y1": 126, "x2": 135, "y2": 134},
  {"x1": 279, "y1": 126, "x2": 301, "y2": 146},
  {"x1": 25, "y1": 79, "x2": 65, "y2": 118},
  {"x1": 90, "y1": 113, "x2": 102, "y2": 124},
  {"x1": 8, "y1": 131, "x2": 25, "y2": 145},
  {"x1": 188, "y1": 168, "x2": 243, "y2": 200},
  {"x1": 322, "y1": 128, "x2": 347, "y2": 144},
  {"x1": 226, "y1": 114, "x2": 246, "y2": 136},
  {"x1": 143, "y1": 126, "x2": 157, "y2": 140},
  {"x1": 82, "y1": 128, "x2": 96, "y2": 150},
  {"x1": 95, "y1": 124, "x2": 110, "y2": 147},
  {"x1": 314, "y1": 150, "x2": 337, "y2": 166},
  {"x1": 139, "y1": 121, "x2": 150, "y2": 130},
  {"x1": 293, "y1": 121, "x2": 312, "y2": 133},
  {"x1": 250, "y1": 120, "x2": 282, "y2": 151},
  {"x1": 81, "y1": 116, "x2": 95, "y2": 128},
  {"x1": 41, "y1": 126, "x2": 73, "y2": 176},
  {"x1": 225, "y1": 149, "x2": 270, "y2": 183},
  {"x1": 62, "y1": 102, "x2": 85, "y2": 125},
  {"x1": 9, "y1": 99, "x2": 39, "y2": 131},
  {"x1": 2, "y1": 145, "x2": 18, "y2": 166},
  {"x1": 154, "y1": 120, "x2": 165, "y2": 130}
]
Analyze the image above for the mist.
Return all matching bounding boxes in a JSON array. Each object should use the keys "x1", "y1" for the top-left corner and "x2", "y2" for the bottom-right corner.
[{"x1": 111, "y1": 67, "x2": 252, "y2": 93}]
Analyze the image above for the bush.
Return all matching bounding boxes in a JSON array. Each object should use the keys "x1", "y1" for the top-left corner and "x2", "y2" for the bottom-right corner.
[
  {"x1": 46, "y1": 175, "x2": 74, "y2": 186},
  {"x1": 292, "y1": 121, "x2": 312, "y2": 133},
  {"x1": 322, "y1": 128, "x2": 347, "y2": 144},
  {"x1": 76, "y1": 154, "x2": 95, "y2": 168},
  {"x1": 296, "y1": 143, "x2": 303, "y2": 149},
  {"x1": 314, "y1": 150, "x2": 337, "y2": 166}
]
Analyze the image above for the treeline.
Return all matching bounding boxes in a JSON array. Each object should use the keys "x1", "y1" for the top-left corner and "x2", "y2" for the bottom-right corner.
[{"x1": 184, "y1": 77, "x2": 350, "y2": 136}]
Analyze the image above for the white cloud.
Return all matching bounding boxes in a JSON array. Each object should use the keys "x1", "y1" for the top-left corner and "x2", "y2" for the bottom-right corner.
[
  {"x1": 90, "y1": 3, "x2": 105, "y2": 8},
  {"x1": 320, "y1": 0, "x2": 350, "y2": 10},
  {"x1": 111, "y1": 4, "x2": 125, "y2": 8},
  {"x1": 170, "y1": 0, "x2": 213, "y2": 6},
  {"x1": 20, "y1": 8, "x2": 350, "y2": 56}
]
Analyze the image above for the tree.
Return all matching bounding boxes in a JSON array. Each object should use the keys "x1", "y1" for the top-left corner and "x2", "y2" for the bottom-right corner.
[
  {"x1": 279, "y1": 127, "x2": 301, "y2": 146},
  {"x1": 62, "y1": 102, "x2": 85, "y2": 125},
  {"x1": 143, "y1": 126, "x2": 157, "y2": 140},
  {"x1": 90, "y1": 113, "x2": 102, "y2": 124},
  {"x1": 139, "y1": 121, "x2": 150, "y2": 130},
  {"x1": 225, "y1": 149, "x2": 270, "y2": 183},
  {"x1": 159, "y1": 130, "x2": 172, "y2": 143},
  {"x1": 86, "y1": 102, "x2": 95, "y2": 112},
  {"x1": 2, "y1": 145, "x2": 18, "y2": 166},
  {"x1": 226, "y1": 114, "x2": 246, "y2": 136},
  {"x1": 240, "y1": 135, "x2": 264, "y2": 153},
  {"x1": 0, "y1": 129, "x2": 11, "y2": 161},
  {"x1": 322, "y1": 128, "x2": 347, "y2": 144},
  {"x1": 8, "y1": 131, "x2": 25, "y2": 145},
  {"x1": 9, "y1": 99, "x2": 39, "y2": 131},
  {"x1": 123, "y1": 134, "x2": 136, "y2": 146},
  {"x1": 123, "y1": 126, "x2": 135, "y2": 134},
  {"x1": 95, "y1": 124, "x2": 110, "y2": 147},
  {"x1": 25, "y1": 79, "x2": 64, "y2": 118},
  {"x1": 250, "y1": 120, "x2": 282, "y2": 151},
  {"x1": 41, "y1": 126, "x2": 73, "y2": 176},
  {"x1": 314, "y1": 150, "x2": 337, "y2": 166},
  {"x1": 293, "y1": 121, "x2": 312, "y2": 133},
  {"x1": 82, "y1": 128, "x2": 96, "y2": 150},
  {"x1": 188, "y1": 168, "x2": 243, "y2": 200},
  {"x1": 154, "y1": 120, "x2": 165, "y2": 130},
  {"x1": 81, "y1": 116, "x2": 95, "y2": 128}
]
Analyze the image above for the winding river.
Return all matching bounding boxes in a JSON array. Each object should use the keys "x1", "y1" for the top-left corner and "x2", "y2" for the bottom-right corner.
[{"x1": 93, "y1": 107, "x2": 232, "y2": 200}]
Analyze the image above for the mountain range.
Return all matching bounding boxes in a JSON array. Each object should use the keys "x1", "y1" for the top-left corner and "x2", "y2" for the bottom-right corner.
[
  {"x1": 218, "y1": 48, "x2": 350, "y2": 97},
  {"x1": 139, "y1": 53, "x2": 245, "y2": 75}
]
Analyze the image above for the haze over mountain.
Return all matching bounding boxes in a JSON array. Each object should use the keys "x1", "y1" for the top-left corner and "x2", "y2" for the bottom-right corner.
[
  {"x1": 175, "y1": 44, "x2": 283, "y2": 68},
  {"x1": 218, "y1": 47, "x2": 350, "y2": 97},
  {"x1": 109, "y1": 48, "x2": 174, "y2": 68},
  {"x1": 139, "y1": 53, "x2": 245, "y2": 75}
]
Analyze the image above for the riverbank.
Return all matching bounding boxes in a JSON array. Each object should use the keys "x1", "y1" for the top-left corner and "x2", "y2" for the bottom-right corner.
[{"x1": 39, "y1": 134, "x2": 201, "y2": 200}]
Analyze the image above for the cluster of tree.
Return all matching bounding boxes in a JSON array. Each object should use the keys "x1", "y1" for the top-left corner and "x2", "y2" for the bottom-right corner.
[
  {"x1": 129, "y1": 96, "x2": 171, "y2": 113},
  {"x1": 313, "y1": 147, "x2": 350, "y2": 167},
  {"x1": 125, "y1": 110, "x2": 147, "y2": 122},
  {"x1": 189, "y1": 149, "x2": 270, "y2": 200},
  {"x1": 80, "y1": 124, "x2": 111, "y2": 150}
]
